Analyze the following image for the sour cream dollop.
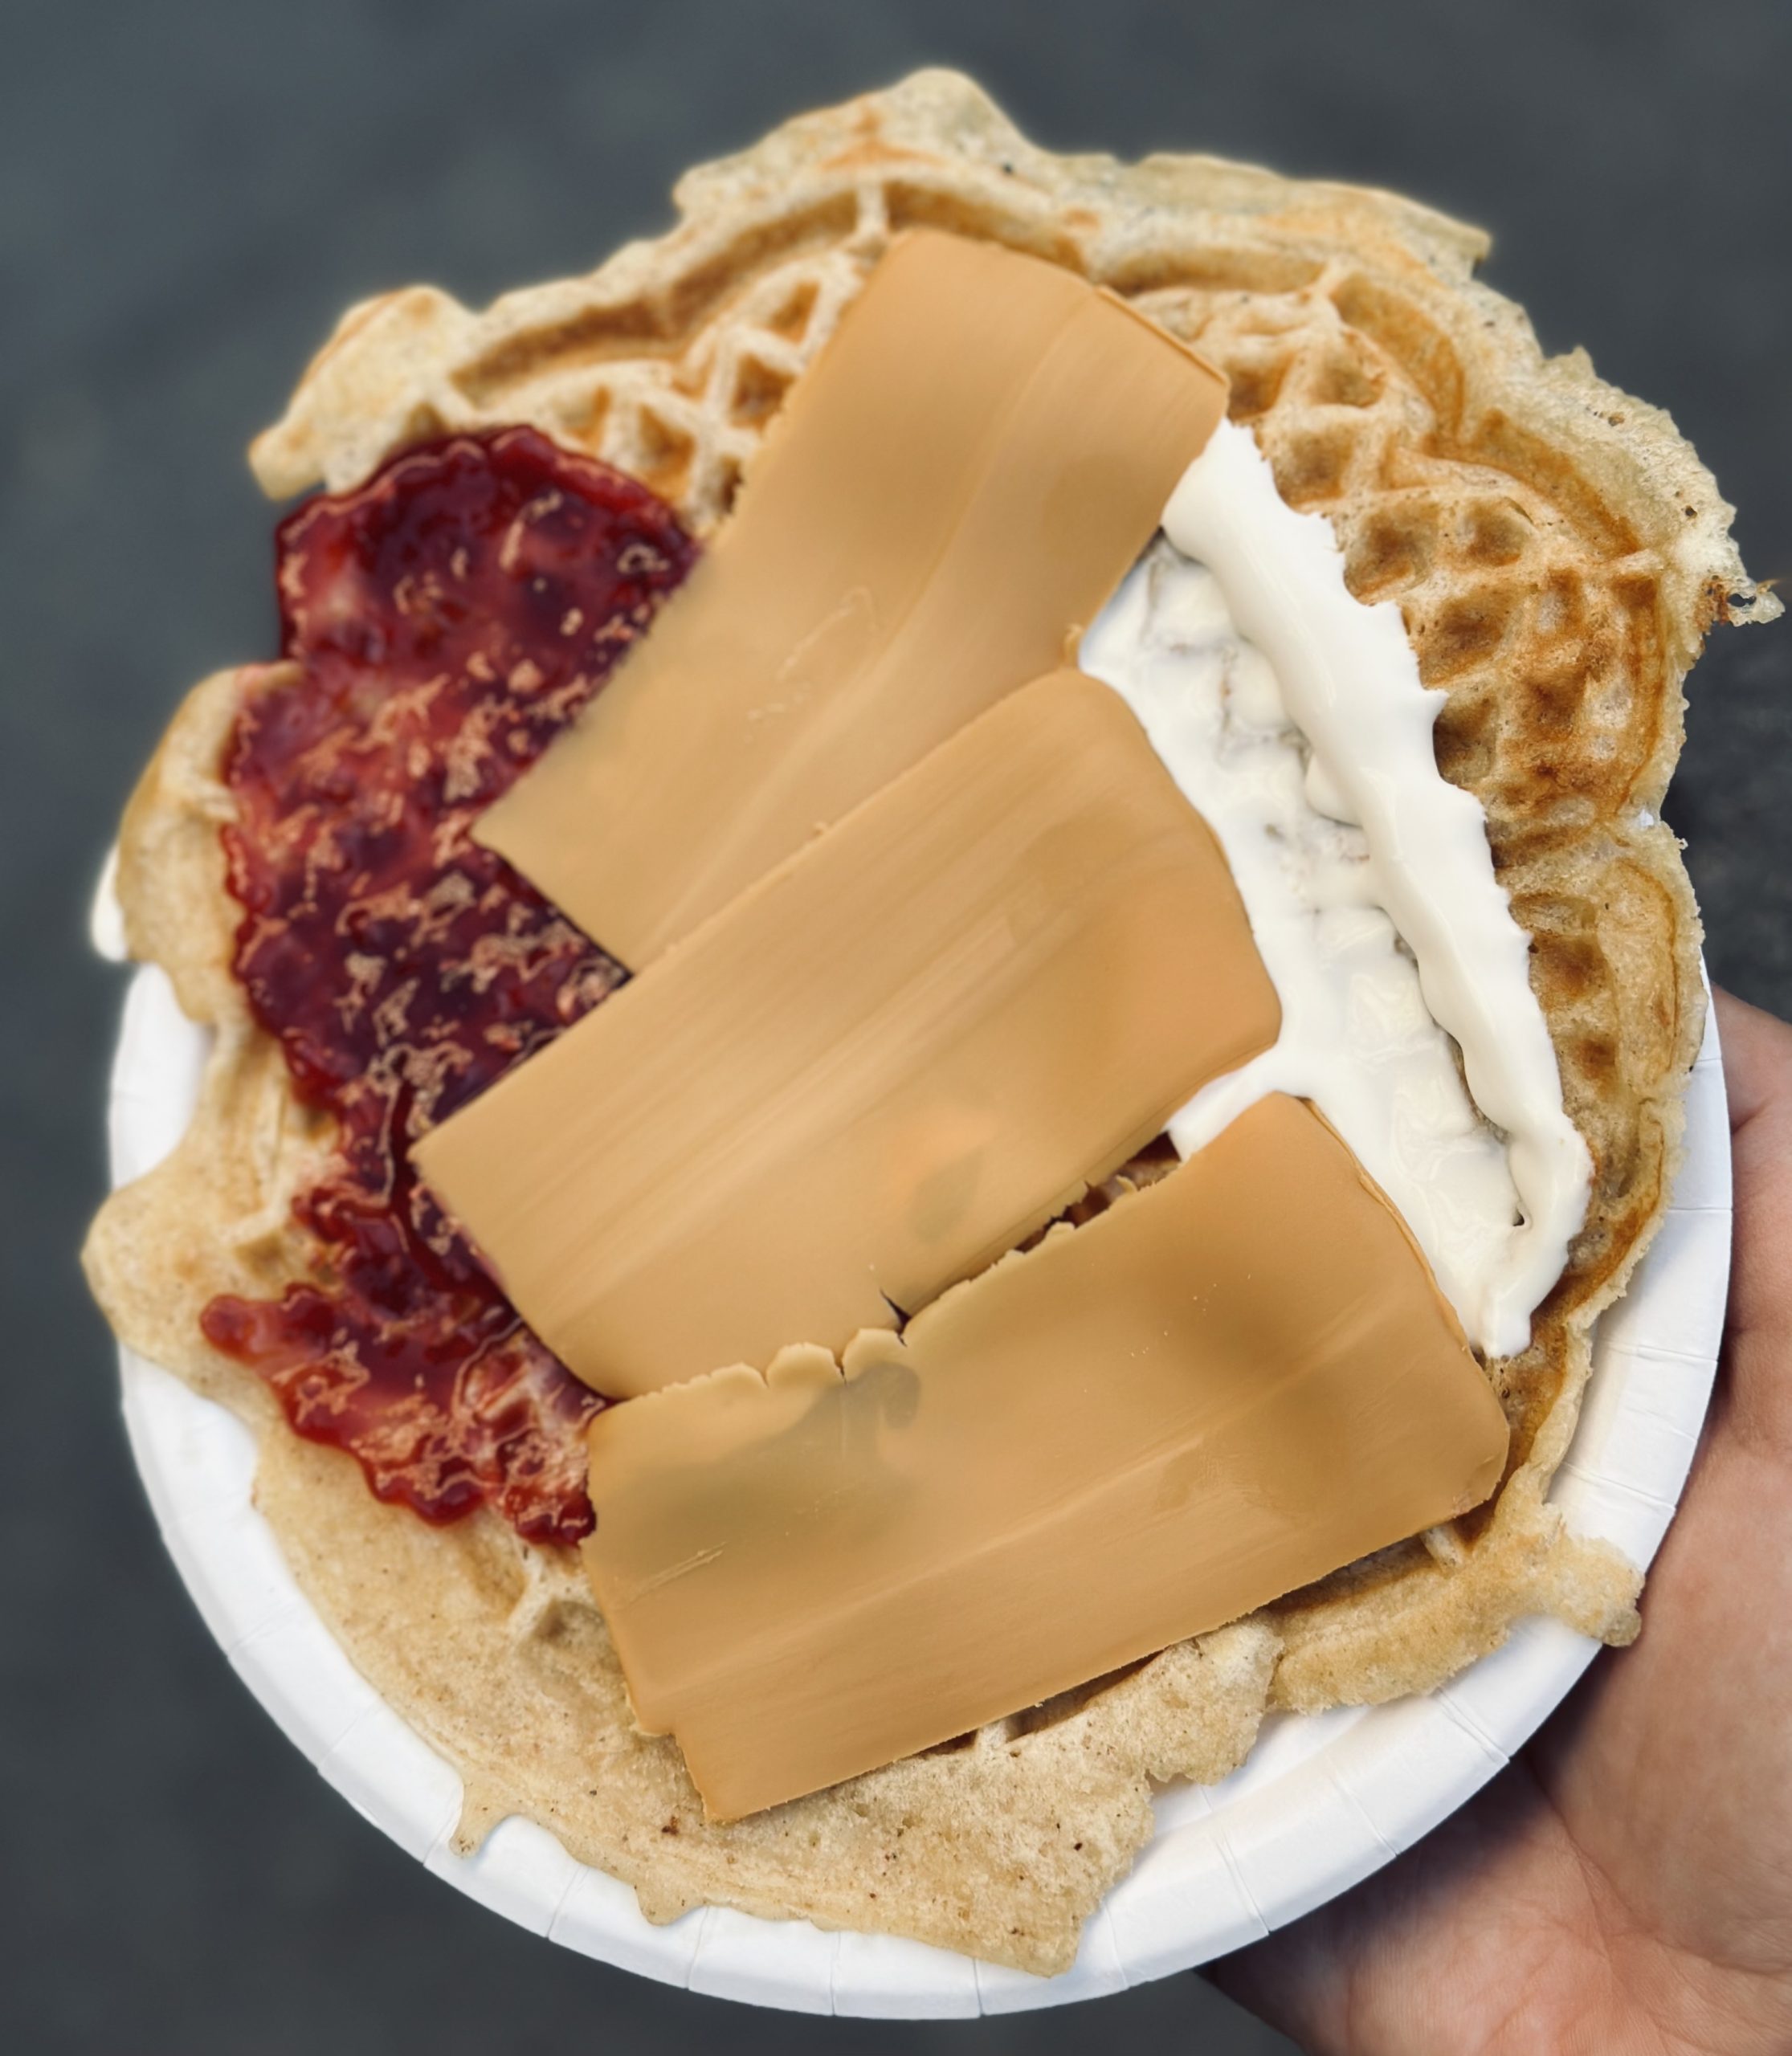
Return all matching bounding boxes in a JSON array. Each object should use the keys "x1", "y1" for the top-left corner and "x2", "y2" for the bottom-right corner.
[{"x1": 1081, "y1": 420, "x2": 1590, "y2": 1358}]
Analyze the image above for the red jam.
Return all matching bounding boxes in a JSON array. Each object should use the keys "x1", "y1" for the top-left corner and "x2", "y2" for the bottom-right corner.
[{"x1": 199, "y1": 427, "x2": 697, "y2": 1544}]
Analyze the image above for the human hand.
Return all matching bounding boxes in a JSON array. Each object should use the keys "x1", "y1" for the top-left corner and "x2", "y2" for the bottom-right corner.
[{"x1": 1210, "y1": 989, "x2": 1792, "y2": 2056}]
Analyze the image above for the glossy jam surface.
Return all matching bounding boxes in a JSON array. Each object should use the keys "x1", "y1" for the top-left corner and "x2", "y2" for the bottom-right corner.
[{"x1": 199, "y1": 428, "x2": 696, "y2": 1544}]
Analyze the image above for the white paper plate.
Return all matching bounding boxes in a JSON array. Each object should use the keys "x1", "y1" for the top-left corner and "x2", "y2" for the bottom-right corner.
[{"x1": 101, "y1": 924, "x2": 1730, "y2": 2017}]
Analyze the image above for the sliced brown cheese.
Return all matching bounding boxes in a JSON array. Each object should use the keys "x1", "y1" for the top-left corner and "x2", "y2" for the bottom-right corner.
[
  {"x1": 474, "y1": 227, "x2": 1229, "y2": 966},
  {"x1": 582, "y1": 1094, "x2": 1510, "y2": 1822},
  {"x1": 415, "y1": 671, "x2": 1280, "y2": 1397}
]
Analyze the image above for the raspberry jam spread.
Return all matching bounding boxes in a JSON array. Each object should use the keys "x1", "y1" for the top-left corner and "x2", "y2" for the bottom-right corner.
[{"x1": 199, "y1": 427, "x2": 696, "y2": 1545}]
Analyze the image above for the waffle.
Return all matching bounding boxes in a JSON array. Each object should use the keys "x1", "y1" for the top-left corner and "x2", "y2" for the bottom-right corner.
[{"x1": 84, "y1": 70, "x2": 1775, "y2": 1975}]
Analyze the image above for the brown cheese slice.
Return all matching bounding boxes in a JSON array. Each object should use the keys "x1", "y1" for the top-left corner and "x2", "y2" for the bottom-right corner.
[
  {"x1": 473, "y1": 228, "x2": 1229, "y2": 966},
  {"x1": 582, "y1": 1094, "x2": 1511, "y2": 1821},
  {"x1": 414, "y1": 671, "x2": 1279, "y2": 1397}
]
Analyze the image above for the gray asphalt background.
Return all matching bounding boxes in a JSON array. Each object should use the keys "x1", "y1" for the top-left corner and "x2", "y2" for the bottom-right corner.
[{"x1": 4, "y1": 2, "x2": 1787, "y2": 2050}]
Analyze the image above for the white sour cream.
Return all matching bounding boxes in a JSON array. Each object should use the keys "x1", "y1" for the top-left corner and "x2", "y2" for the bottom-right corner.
[{"x1": 1081, "y1": 421, "x2": 1590, "y2": 1359}]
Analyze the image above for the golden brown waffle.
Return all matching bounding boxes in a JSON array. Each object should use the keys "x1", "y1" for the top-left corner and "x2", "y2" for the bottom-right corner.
[{"x1": 84, "y1": 70, "x2": 1775, "y2": 1975}]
